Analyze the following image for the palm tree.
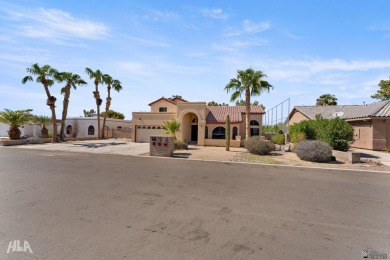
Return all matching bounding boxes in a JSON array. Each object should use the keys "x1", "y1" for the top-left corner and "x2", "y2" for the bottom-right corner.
[
  {"x1": 85, "y1": 68, "x2": 103, "y2": 139},
  {"x1": 163, "y1": 120, "x2": 181, "y2": 140},
  {"x1": 316, "y1": 94, "x2": 338, "y2": 106},
  {"x1": 55, "y1": 72, "x2": 87, "y2": 141},
  {"x1": 32, "y1": 115, "x2": 52, "y2": 138},
  {"x1": 225, "y1": 68, "x2": 273, "y2": 140},
  {"x1": 101, "y1": 74, "x2": 122, "y2": 139},
  {"x1": 22, "y1": 63, "x2": 59, "y2": 142},
  {"x1": 0, "y1": 109, "x2": 33, "y2": 139}
]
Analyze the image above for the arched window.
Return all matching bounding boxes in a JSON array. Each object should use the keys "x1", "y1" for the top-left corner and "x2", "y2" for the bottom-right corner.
[
  {"x1": 205, "y1": 126, "x2": 208, "y2": 139},
  {"x1": 250, "y1": 120, "x2": 260, "y2": 136},
  {"x1": 88, "y1": 125, "x2": 95, "y2": 135},
  {"x1": 232, "y1": 127, "x2": 238, "y2": 140},
  {"x1": 152, "y1": 127, "x2": 156, "y2": 129},
  {"x1": 147, "y1": 126, "x2": 151, "y2": 129},
  {"x1": 66, "y1": 125, "x2": 72, "y2": 134},
  {"x1": 157, "y1": 126, "x2": 161, "y2": 129},
  {"x1": 212, "y1": 127, "x2": 225, "y2": 139}
]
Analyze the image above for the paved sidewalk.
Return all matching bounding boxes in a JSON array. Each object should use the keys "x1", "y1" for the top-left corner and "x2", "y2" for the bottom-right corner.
[
  {"x1": 350, "y1": 148, "x2": 390, "y2": 166},
  {"x1": 7, "y1": 139, "x2": 150, "y2": 156}
]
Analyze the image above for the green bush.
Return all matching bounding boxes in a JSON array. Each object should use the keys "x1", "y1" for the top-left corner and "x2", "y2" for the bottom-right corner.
[
  {"x1": 245, "y1": 136, "x2": 275, "y2": 155},
  {"x1": 290, "y1": 132, "x2": 306, "y2": 143},
  {"x1": 294, "y1": 140, "x2": 332, "y2": 163},
  {"x1": 271, "y1": 134, "x2": 285, "y2": 145},
  {"x1": 316, "y1": 117, "x2": 353, "y2": 151},
  {"x1": 289, "y1": 120, "x2": 317, "y2": 140},
  {"x1": 289, "y1": 116, "x2": 353, "y2": 151}
]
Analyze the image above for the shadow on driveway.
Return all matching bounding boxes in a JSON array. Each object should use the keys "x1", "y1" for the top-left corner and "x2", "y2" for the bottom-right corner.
[{"x1": 73, "y1": 142, "x2": 128, "y2": 149}]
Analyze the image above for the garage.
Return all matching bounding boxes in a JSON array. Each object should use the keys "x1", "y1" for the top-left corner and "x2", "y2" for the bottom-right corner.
[{"x1": 135, "y1": 126, "x2": 165, "y2": 143}]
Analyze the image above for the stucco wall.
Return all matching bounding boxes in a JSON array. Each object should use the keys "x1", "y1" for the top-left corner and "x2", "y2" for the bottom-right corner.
[
  {"x1": 131, "y1": 112, "x2": 176, "y2": 141},
  {"x1": 177, "y1": 102, "x2": 207, "y2": 145},
  {"x1": 64, "y1": 118, "x2": 131, "y2": 138},
  {"x1": 372, "y1": 119, "x2": 387, "y2": 150},
  {"x1": 240, "y1": 113, "x2": 262, "y2": 139},
  {"x1": 289, "y1": 110, "x2": 309, "y2": 125},
  {"x1": 150, "y1": 100, "x2": 177, "y2": 113},
  {"x1": 349, "y1": 120, "x2": 373, "y2": 150}
]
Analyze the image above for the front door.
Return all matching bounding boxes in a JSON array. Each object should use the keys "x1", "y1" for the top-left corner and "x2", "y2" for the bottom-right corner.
[{"x1": 191, "y1": 125, "x2": 198, "y2": 142}]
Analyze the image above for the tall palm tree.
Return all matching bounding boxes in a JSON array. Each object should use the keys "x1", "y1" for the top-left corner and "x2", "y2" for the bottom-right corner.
[
  {"x1": 56, "y1": 72, "x2": 87, "y2": 141},
  {"x1": 22, "y1": 63, "x2": 59, "y2": 142},
  {"x1": 85, "y1": 68, "x2": 103, "y2": 139},
  {"x1": 225, "y1": 68, "x2": 273, "y2": 140},
  {"x1": 316, "y1": 94, "x2": 338, "y2": 106},
  {"x1": 0, "y1": 109, "x2": 33, "y2": 140},
  {"x1": 33, "y1": 115, "x2": 52, "y2": 138},
  {"x1": 101, "y1": 74, "x2": 123, "y2": 139}
]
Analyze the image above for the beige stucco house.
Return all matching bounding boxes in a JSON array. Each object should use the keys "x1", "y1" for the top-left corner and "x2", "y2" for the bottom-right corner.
[
  {"x1": 131, "y1": 97, "x2": 264, "y2": 147},
  {"x1": 288, "y1": 100, "x2": 390, "y2": 150}
]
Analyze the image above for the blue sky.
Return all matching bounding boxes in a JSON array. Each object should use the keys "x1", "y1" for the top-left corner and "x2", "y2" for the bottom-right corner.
[{"x1": 0, "y1": 1, "x2": 390, "y2": 120}]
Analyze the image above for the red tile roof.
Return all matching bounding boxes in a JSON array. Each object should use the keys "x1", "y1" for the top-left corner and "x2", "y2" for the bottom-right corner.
[
  {"x1": 206, "y1": 106, "x2": 264, "y2": 123},
  {"x1": 148, "y1": 97, "x2": 188, "y2": 106}
]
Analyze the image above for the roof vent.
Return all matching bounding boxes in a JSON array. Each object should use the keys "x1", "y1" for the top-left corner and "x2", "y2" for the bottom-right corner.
[{"x1": 331, "y1": 111, "x2": 344, "y2": 118}]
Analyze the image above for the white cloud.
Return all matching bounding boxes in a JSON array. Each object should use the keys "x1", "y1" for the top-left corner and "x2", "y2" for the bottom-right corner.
[
  {"x1": 201, "y1": 8, "x2": 229, "y2": 20},
  {"x1": 224, "y1": 20, "x2": 270, "y2": 36},
  {"x1": 242, "y1": 20, "x2": 270, "y2": 33},
  {"x1": 2, "y1": 6, "x2": 109, "y2": 43},
  {"x1": 142, "y1": 10, "x2": 179, "y2": 22},
  {"x1": 213, "y1": 39, "x2": 268, "y2": 52},
  {"x1": 125, "y1": 36, "x2": 171, "y2": 48}
]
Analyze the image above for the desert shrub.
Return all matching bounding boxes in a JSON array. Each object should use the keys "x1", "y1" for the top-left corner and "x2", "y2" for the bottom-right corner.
[
  {"x1": 174, "y1": 140, "x2": 188, "y2": 150},
  {"x1": 245, "y1": 136, "x2": 275, "y2": 155},
  {"x1": 271, "y1": 134, "x2": 285, "y2": 145},
  {"x1": 294, "y1": 140, "x2": 332, "y2": 163},
  {"x1": 290, "y1": 132, "x2": 306, "y2": 143},
  {"x1": 174, "y1": 140, "x2": 184, "y2": 150}
]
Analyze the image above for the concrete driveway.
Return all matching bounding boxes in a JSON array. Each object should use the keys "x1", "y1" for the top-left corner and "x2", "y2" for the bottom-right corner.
[
  {"x1": 10, "y1": 139, "x2": 150, "y2": 156},
  {"x1": 350, "y1": 148, "x2": 390, "y2": 166}
]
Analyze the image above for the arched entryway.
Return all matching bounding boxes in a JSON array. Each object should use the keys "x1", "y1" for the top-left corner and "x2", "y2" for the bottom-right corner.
[{"x1": 181, "y1": 112, "x2": 198, "y2": 144}]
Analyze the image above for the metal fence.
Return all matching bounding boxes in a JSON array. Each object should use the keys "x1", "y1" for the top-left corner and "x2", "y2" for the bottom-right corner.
[{"x1": 262, "y1": 98, "x2": 290, "y2": 133}]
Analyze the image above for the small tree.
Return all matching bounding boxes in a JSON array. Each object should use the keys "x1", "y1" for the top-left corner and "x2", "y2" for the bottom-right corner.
[
  {"x1": 83, "y1": 109, "x2": 97, "y2": 117},
  {"x1": 163, "y1": 120, "x2": 181, "y2": 140},
  {"x1": 100, "y1": 110, "x2": 125, "y2": 119},
  {"x1": 0, "y1": 109, "x2": 33, "y2": 140},
  {"x1": 225, "y1": 114, "x2": 230, "y2": 151},
  {"x1": 371, "y1": 78, "x2": 390, "y2": 101}
]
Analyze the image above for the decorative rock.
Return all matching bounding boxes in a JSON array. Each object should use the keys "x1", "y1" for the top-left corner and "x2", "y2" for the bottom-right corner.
[{"x1": 282, "y1": 144, "x2": 291, "y2": 152}]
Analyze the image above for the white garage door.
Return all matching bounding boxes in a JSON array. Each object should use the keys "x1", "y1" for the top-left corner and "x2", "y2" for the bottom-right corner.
[{"x1": 136, "y1": 127, "x2": 165, "y2": 143}]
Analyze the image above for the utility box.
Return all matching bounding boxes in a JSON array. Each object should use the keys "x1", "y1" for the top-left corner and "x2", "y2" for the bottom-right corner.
[{"x1": 150, "y1": 136, "x2": 174, "y2": 157}]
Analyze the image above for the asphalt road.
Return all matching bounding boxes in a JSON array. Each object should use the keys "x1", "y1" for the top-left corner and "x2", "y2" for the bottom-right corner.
[{"x1": 0, "y1": 148, "x2": 389, "y2": 260}]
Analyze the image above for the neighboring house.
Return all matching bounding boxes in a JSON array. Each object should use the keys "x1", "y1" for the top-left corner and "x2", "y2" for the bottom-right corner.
[
  {"x1": 288, "y1": 100, "x2": 390, "y2": 150},
  {"x1": 0, "y1": 118, "x2": 132, "y2": 139},
  {"x1": 63, "y1": 117, "x2": 132, "y2": 138},
  {"x1": 132, "y1": 97, "x2": 265, "y2": 147}
]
